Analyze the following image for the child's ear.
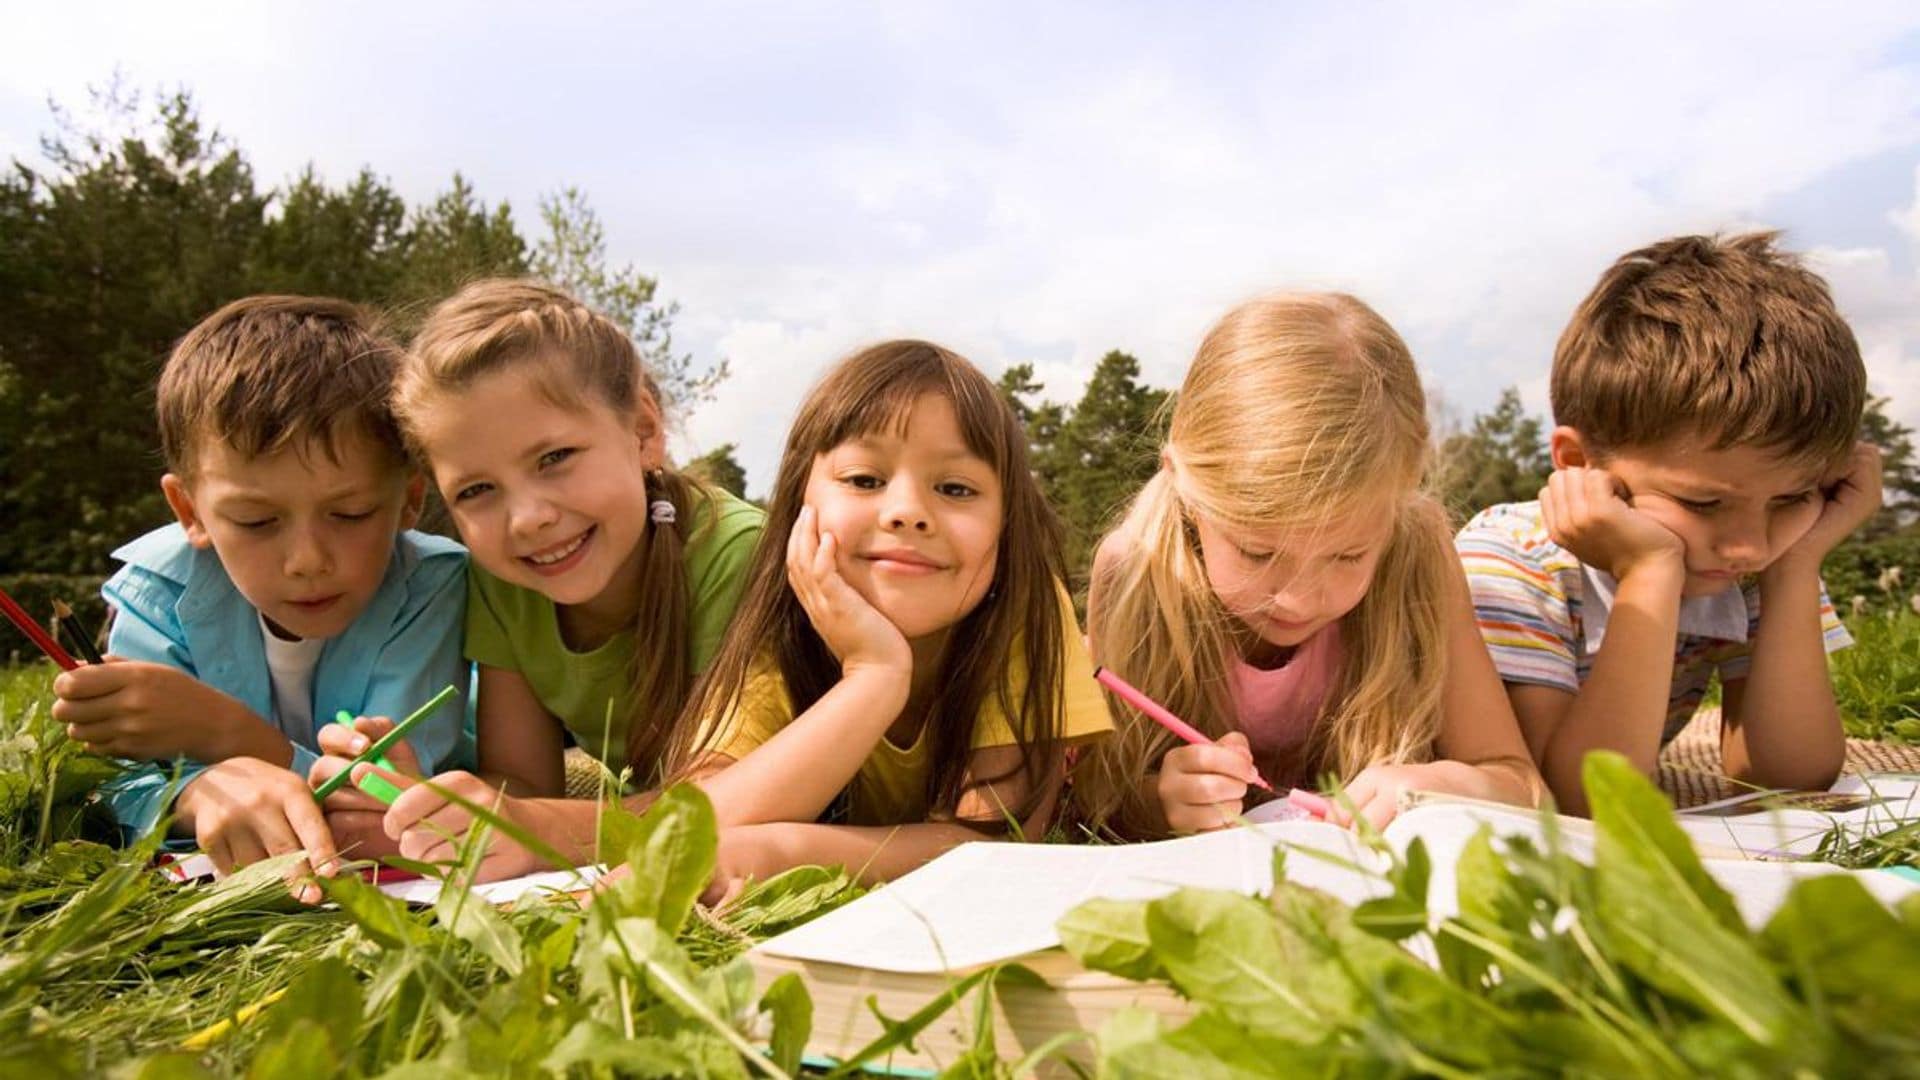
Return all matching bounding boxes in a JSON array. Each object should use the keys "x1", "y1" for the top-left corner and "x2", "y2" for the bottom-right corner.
[
  {"x1": 634, "y1": 393, "x2": 668, "y2": 469},
  {"x1": 1548, "y1": 426, "x2": 1592, "y2": 470},
  {"x1": 399, "y1": 473, "x2": 427, "y2": 531},
  {"x1": 160, "y1": 474, "x2": 214, "y2": 549}
]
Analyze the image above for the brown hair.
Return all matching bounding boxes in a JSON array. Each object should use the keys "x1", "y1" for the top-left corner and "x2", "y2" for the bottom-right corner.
[
  {"x1": 673, "y1": 340, "x2": 1070, "y2": 824},
  {"x1": 1074, "y1": 293, "x2": 1454, "y2": 836},
  {"x1": 158, "y1": 295, "x2": 407, "y2": 477},
  {"x1": 397, "y1": 279, "x2": 706, "y2": 777},
  {"x1": 1552, "y1": 231, "x2": 1865, "y2": 468}
]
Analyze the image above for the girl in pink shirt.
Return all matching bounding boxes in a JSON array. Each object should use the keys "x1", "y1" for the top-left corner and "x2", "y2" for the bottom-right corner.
[{"x1": 1076, "y1": 293, "x2": 1541, "y2": 837}]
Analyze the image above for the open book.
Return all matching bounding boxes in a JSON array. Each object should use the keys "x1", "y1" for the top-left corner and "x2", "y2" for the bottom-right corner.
[{"x1": 749, "y1": 795, "x2": 1920, "y2": 1074}]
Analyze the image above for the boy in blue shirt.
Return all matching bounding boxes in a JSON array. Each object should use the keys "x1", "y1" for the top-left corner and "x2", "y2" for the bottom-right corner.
[{"x1": 51, "y1": 296, "x2": 468, "y2": 898}]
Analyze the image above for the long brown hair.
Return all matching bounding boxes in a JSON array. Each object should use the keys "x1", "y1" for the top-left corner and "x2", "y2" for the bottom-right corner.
[
  {"x1": 1075, "y1": 293, "x2": 1454, "y2": 834},
  {"x1": 395, "y1": 278, "x2": 709, "y2": 777},
  {"x1": 673, "y1": 340, "x2": 1069, "y2": 822}
]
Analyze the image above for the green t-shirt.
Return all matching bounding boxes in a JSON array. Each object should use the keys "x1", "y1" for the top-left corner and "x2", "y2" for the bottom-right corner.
[{"x1": 464, "y1": 486, "x2": 765, "y2": 766}]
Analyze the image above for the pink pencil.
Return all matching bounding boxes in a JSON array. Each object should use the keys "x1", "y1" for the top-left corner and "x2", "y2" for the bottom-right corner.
[{"x1": 1092, "y1": 666, "x2": 1274, "y2": 793}]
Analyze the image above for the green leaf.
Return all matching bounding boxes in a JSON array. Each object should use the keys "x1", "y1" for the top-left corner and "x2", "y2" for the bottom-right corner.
[
  {"x1": 246, "y1": 1018, "x2": 340, "y2": 1080},
  {"x1": 758, "y1": 972, "x2": 812, "y2": 1076},
  {"x1": 256, "y1": 955, "x2": 362, "y2": 1057},
  {"x1": 1101, "y1": 1011, "x2": 1328, "y2": 1079},
  {"x1": 541, "y1": 1021, "x2": 699, "y2": 1076},
  {"x1": 601, "y1": 783, "x2": 718, "y2": 936},
  {"x1": 1057, "y1": 896, "x2": 1165, "y2": 982},
  {"x1": 1584, "y1": 752, "x2": 1808, "y2": 1050},
  {"x1": 320, "y1": 872, "x2": 430, "y2": 951},
  {"x1": 1142, "y1": 887, "x2": 1337, "y2": 1043},
  {"x1": 433, "y1": 885, "x2": 524, "y2": 977},
  {"x1": 1763, "y1": 871, "x2": 1920, "y2": 1044}
]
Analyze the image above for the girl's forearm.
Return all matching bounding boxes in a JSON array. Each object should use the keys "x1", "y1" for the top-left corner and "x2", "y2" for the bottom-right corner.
[
  {"x1": 700, "y1": 666, "x2": 910, "y2": 827},
  {"x1": 756, "y1": 820, "x2": 1001, "y2": 886}
]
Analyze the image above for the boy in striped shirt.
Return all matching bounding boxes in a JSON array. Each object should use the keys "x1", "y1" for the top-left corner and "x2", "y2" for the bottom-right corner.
[{"x1": 1456, "y1": 233, "x2": 1880, "y2": 815}]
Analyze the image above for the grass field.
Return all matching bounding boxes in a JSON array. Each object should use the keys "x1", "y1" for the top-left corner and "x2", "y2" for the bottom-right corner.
[{"x1": 5, "y1": 617, "x2": 1920, "y2": 1076}]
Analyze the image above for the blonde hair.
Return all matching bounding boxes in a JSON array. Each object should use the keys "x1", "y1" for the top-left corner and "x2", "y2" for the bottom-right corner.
[
  {"x1": 671, "y1": 341, "x2": 1071, "y2": 823},
  {"x1": 396, "y1": 279, "x2": 708, "y2": 777},
  {"x1": 1075, "y1": 293, "x2": 1456, "y2": 835},
  {"x1": 1553, "y1": 231, "x2": 1864, "y2": 469}
]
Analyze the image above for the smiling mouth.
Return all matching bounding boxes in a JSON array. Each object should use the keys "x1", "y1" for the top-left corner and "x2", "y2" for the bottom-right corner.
[
  {"x1": 524, "y1": 527, "x2": 593, "y2": 569},
  {"x1": 864, "y1": 550, "x2": 946, "y2": 572}
]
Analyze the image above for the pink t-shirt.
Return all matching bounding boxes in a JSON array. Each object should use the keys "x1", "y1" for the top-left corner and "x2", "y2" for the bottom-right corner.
[{"x1": 1228, "y1": 622, "x2": 1343, "y2": 788}]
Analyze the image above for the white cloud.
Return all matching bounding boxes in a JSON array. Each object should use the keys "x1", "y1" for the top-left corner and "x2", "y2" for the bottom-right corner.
[{"x1": 7, "y1": 2, "x2": 1920, "y2": 489}]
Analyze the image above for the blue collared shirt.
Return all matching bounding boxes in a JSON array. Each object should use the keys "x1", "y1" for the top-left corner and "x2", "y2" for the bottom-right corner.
[{"x1": 97, "y1": 524, "x2": 473, "y2": 841}]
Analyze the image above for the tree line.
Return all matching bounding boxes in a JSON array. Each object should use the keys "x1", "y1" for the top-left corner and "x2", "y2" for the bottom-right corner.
[{"x1": 3, "y1": 88, "x2": 1913, "y2": 614}]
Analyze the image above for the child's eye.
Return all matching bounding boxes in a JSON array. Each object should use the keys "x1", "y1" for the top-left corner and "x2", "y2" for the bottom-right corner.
[
  {"x1": 936, "y1": 481, "x2": 978, "y2": 499},
  {"x1": 1676, "y1": 497, "x2": 1720, "y2": 514},
  {"x1": 453, "y1": 482, "x2": 493, "y2": 503},
  {"x1": 233, "y1": 517, "x2": 276, "y2": 530},
  {"x1": 538, "y1": 448, "x2": 576, "y2": 469},
  {"x1": 1774, "y1": 490, "x2": 1817, "y2": 508},
  {"x1": 1236, "y1": 546, "x2": 1273, "y2": 562},
  {"x1": 333, "y1": 508, "x2": 377, "y2": 522},
  {"x1": 1333, "y1": 551, "x2": 1367, "y2": 564},
  {"x1": 841, "y1": 473, "x2": 885, "y2": 491}
]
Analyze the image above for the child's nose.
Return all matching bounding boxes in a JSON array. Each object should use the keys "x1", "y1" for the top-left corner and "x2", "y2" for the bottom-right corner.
[
  {"x1": 881, "y1": 489, "x2": 932, "y2": 533},
  {"x1": 1714, "y1": 517, "x2": 1768, "y2": 566},
  {"x1": 285, "y1": 530, "x2": 330, "y2": 577},
  {"x1": 508, "y1": 492, "x2": 560, "y2": 537}
]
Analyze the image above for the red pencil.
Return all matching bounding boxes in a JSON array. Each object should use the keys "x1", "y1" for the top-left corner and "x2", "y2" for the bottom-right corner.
[
  {"x1": 0, "y1": 584, "x2": 78, "y2": 670},
  {"x1": 1093, "y1": 665, "x2": 1274, "y2": 792}
]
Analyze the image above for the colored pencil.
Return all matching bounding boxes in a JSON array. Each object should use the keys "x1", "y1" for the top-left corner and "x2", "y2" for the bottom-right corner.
[
  {"x1": 51, "y1": 599, "x2": 105, "y2": 665},
  {"x1": 1093, "y1": 665, "x2": 1275, "y2": 792},
  {"x1": 0, "y1": 584, "x2": 78, "y2": 670},
  {"x1": 311, "y1": 684, "x2": 458, "y2": 803}
]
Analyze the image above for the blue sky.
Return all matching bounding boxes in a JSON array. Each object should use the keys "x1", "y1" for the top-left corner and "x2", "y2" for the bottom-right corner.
[{"x1": 7, "y1": 2, "x2": 1919, "y2": 493}]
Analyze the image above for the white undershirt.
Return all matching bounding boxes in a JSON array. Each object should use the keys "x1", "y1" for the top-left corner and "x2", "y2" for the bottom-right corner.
[{"x1": 259, "y1": 613, "x2": 326, "y2": 734}]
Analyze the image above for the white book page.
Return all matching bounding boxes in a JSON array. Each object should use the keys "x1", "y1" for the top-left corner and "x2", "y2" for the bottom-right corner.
[
  {"x1": 1675, "y1": 773, "x2": 1920, "y2": 859},
  {"x1": 755, "y1": 823, "x2": 1388, "y2": 974},
  {"x1": 377, "y1": 865, "x2": 604, "y2": 905}
]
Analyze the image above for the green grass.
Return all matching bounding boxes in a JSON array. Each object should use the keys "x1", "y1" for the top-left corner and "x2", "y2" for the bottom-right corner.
[
  {"x1": 1833, "y1": 611, "x2": 1920, "y2": 743},
  {"x1": 8, "y1": 646, "x2": 1920, "y2": 1076}
]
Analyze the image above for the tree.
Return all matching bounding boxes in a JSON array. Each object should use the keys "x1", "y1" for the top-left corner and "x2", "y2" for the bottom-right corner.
[
  {"x1": 250, "y1": 166, "x2": 410, "y2": 300},
  {"x1": 685, "y1": 443, "x2": 749, "y2": 501},
  {"x1": 995, "y1": 362, "x2": 1068, "y2": 498},
  {"x1": 394, "y1": 172, "x2": 528, "y2": 313},
  {"x1": 532, "y1": 187, "x2": 726, "y2": 413},
  {"x1": 0, "y1": 88, "x2": 267, "y2": 573},
  {"x1": 1051, "y1": 352, "x2": 1171, "y2": 584},
  {"x1": 1859, "y1": 394, "x2": 1919, "y2": 537},
  {"x1": 1433, "y1": 387, "x2": 1552, "y2": 522}
]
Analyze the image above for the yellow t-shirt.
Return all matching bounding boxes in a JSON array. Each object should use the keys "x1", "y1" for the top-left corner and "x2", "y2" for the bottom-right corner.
[{"x1": 707, "y1": 582, "x2": 1112, "y2": 825}]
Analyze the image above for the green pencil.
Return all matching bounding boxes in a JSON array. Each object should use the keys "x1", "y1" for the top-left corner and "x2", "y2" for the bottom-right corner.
[{"x1": 311, "y1": 684, "x2": 458, "y2": 803}]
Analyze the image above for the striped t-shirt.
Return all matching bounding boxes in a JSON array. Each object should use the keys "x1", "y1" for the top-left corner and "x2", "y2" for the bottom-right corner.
[{"x1": 1455, "y1": 501, "x2": 1852, "y2": 746}]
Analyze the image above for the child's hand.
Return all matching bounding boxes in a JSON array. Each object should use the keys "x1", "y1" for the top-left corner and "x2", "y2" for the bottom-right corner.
[
  {"x1": 1540, "y1": 467, "x2": 1686, "y2": 583},
  {"x1": 1325, "y1": 762, "x2": 1437, "y2": 831},
  {"x1": 786, "y1": 505, "x2": 912, "y2": 677},
  {"x1": 176, "y1": 757, "x2": 338, "y2": 904},
  {"x1": 1777, "y1": 442, "x2": 1884, "y2": 571},
  {"x1": 700, "y1": 822, "x2": 797, "y2": 908},
  {"x1": 52, "y1": 659, "x2": 284, "y2": 763},
  {"x1": 370, "y1": 769, "x2": 550, "y2": 883},
  {"x1": 309, "y1": 716, "x2": 423, "y2": 862},
  {"x1": 1157, "y1": 732, "x2": 1259, "y2": 834}
]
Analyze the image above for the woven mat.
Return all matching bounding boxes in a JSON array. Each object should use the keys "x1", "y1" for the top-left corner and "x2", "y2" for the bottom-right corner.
[
  {"x1": 1658, "y1": 708, "x2": 1920, "y2": 809},
  {"x1": 563, "y1": 747, "x2": 612, "y2": 800}
]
